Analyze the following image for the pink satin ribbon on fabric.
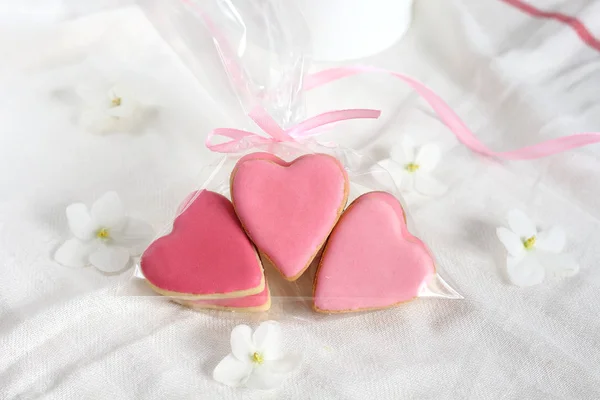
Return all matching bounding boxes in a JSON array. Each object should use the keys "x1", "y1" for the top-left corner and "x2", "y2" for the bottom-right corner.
[
  {"x1": 500, "y1": 0, "x2": 600, "y2": 52},
  {"x1": 208, "y1": 65, "x2": 600, "y2": 159},
  {"x1": 303, "y1": 65, "x2": 600, "y2": 160}
]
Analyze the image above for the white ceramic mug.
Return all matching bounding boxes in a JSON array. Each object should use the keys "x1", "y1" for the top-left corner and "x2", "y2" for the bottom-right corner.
[{"x1": 296, "y1": 0, "x2": 414, "y2": 62}]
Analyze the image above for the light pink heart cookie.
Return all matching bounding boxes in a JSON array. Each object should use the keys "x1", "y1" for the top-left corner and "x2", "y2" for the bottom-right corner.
[
  {"x1": 141, "y1": 190, "x2": 264, "y2": 299},
  {"x1": 231, "y1": 153, "x2": 349, "y2": 281},
  {"x1": 177, "y1": 280, "x2": 271, "y2": 312},
  {"x1": 313, "y1": 192, "x2": 436, "y2": 313}
]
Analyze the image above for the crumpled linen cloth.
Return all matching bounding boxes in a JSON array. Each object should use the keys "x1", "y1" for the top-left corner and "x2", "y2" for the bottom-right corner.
[{"x1": 1, "y1": 1, "x2": 600, "y2": 399}]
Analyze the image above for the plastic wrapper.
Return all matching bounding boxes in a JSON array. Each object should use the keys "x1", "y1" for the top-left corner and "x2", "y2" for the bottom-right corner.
[
  {"x1": 120, "y1": 141, "x2": 462, "y2": 320},
  {"x1": 141, "y1": 0, "x2": 310, "y2": 128},
  {"x1": 116, "y1": 0, "x2": 462, "y2": 320}
]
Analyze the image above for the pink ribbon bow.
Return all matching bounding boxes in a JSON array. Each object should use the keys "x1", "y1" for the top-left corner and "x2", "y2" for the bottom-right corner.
[{"x1": 206, "y1": 106, "x2": 381, "y2": 153}]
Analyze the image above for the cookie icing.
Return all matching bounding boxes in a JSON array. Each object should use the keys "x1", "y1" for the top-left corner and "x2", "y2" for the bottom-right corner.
[
  {"x1": 313, "y1": 192, "x2": 436, "y2": 312},
  {"x1": 231, "y1": 153, "x2": 348, "y2": 280},
  {"x1": 141, "y1": 190, "x2": 264, "y2": 298}
]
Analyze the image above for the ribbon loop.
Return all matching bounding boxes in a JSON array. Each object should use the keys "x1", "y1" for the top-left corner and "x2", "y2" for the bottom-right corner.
[
  {"x1": 289, "y1": 109, "x2": 381, "y2": 139},
  {"x1": 206, "y1": 107, "x2": 382, "y2": 153},
  {"x1": 247, "y1": 106, "x2": 293, "y2": 142}
]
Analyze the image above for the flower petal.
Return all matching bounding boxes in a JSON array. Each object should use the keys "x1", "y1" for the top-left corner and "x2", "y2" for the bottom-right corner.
[
  {"x1": 54, "y1": 238, "x2": 97, "y2": 267},
  {"x1": 537, "y1": 252, "x2": 579, "y2": 278},
  {"x1": 400, "y1": 136, "x2": 416, "y2": 161},
  {"x1": 507, "y1": 254, "x2": 545, "y2": 287},
  {"x1": 89, "y1": 245, "x2": 130, "y2": 273},
  {"x1": 66, "y1": 203, "x2": 95, "y2": 241},
  {"x1": 76, "y1": 84, "x2": 106, "y2": 107},
  {"x1": 230, "y1": 324, "x2": 254, "y2": 362},
  {"x1": 213, "y1": 354, "x2": 252, "y2": 387},
  {"x1": 496, "y1": 227, "x2": 525, "y2": 258},
  {"x1": 390, "y1": 143, "x2": 408, "y2": 164},
  {"x1": 378, "y1": 158, "x2": 405, "y2": 176},
  {"x1": 111, "y1": 218, "x2": 154, "y2": 255},
  {"x1": 415, "y1": 144, "x2": 441, "y2": 171},
  {"x1": 110, "y1": 84, "x2": 133, "y2": 100},
  {"x1": 263, "y1": 353, "x2": 302, "y2": 374},
  {"x1": 398, "y1": 172, "x2": 414, "y2": 192},
  {"x1": 413, "y1": 173, "x2": 447, "y2": 196},
  {"x1": 91, "y1": 191, "x2": 126, "y2": 230},
  {"x1": 252, "y1": 321, "x2": 282, "y2": 360},
  {"x1": 79, "y1": 108, "x2": 116, "y2": 134},
  {"x1": 107, "y1": 99, "x2": 138, "y2": 118},
  {"x1": 245, "y1": 368, "x2": 287, "y2": 390},
  {"x1": 106, "y1": 106, "x2": 131, "y2": 119},
  {"x1": 107, "y1": 85, "x2": 139, "y2": 117},
  {"x1": 536, "y1": 226, "x2": 566, "y2": 253},
  {"x1": 507, "y1": 209, "x2": 537, "y2": 238}
]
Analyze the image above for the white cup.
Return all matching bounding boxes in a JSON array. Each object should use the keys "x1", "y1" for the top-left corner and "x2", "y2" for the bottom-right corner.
[{"x1": 296, "y1": 0, "x2": 414, "y2": 62}]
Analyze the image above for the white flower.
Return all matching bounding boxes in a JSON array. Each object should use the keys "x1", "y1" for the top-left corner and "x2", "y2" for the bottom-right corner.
[
  {"x1": 54, "y1": 192, "x2": 154, "y2": 273},
  {"x1": 76, "y1": 83, "x2": 143, "y2": 134},
  {"x1": 213, "y1": 321, "x2": 301, "y2": 390},
  {"x1": 496, "y1": 209, "x2": 579, "y2": 287},
  {"x1": 377, "y1": 136, "x2": 446, "y2": 196}
]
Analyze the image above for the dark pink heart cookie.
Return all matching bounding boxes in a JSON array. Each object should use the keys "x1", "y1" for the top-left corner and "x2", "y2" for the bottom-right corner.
[{"x1": 141, "y1": 190, "x2": 264, "y2": 299}]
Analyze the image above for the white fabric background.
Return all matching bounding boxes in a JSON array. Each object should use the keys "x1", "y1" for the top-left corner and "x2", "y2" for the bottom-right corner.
[{"x1": 1, "y1": 1, "x2": 600, "y2": 399}]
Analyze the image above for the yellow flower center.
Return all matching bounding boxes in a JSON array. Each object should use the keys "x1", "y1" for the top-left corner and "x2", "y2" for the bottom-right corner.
[
  {"x1": 251, "y1": 352, "x2": 264, "y2": 365},
  {"x1": 523, "y1": 236, "x2": 536, "y2": 250},
  {"x1": 111, "y1": 97, "x2": 122, "y2": 107},
  {"x1": 96, "y1": 228, "x2": 110, "y2": 239},
  {"x1": 405, "y1": 163, "x2": 420, "y2": 173}
]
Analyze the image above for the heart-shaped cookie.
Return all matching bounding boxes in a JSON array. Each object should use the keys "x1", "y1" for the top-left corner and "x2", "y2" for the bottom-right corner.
[
  {"x1": 177, "y1": 280, "x2": 271, "y2": 312},
  {"x1": 141, "y1": 190, "x2": 264, "y2": 299},
  {"x1": 313, "y1": 192, "x2": 436, "y2": 313},
  {"x1": 231, "y1": 153, "x2": 349, "y2": 281}
]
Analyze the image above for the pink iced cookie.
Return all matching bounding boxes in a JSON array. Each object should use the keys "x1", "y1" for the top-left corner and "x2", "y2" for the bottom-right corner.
[
  {"x1": 178, "y1": 281, "x2": 271, "y2": 312},
  {"x1": 313, "y1": 192, "x2": 436, "y2": 313},
  {"x1": 231, "y1": 153, "x2": 349, "y2": 281},
  {"x1": 141, "y1": 190, "x2": 264, "y2": 299}
]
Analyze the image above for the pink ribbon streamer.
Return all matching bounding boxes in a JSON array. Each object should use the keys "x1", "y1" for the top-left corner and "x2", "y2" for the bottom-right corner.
[
  {"x1": 500, "y1": 0, "x2": 600, "y2": 52},
  {"x1": 181, "y1": 0, "x2": 251, "y2": 104},
  {"x1": 302, "y1": 65, "x2": 600, "y2": 160}
]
